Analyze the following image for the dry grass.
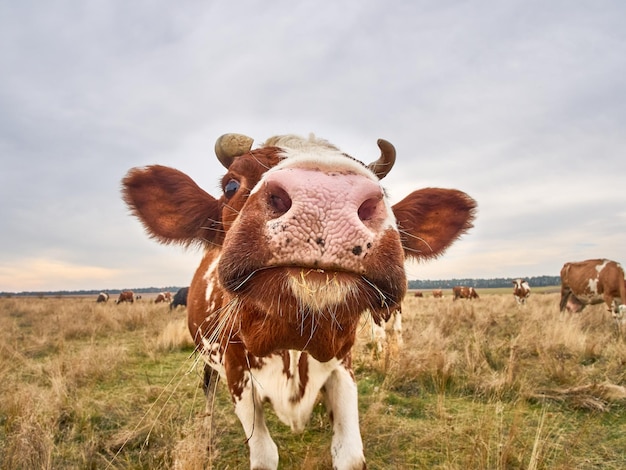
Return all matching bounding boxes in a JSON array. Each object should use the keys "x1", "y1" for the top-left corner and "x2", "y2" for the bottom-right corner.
[{"x1": 1, "y1": 291, "x2": 626, "y2": 469}]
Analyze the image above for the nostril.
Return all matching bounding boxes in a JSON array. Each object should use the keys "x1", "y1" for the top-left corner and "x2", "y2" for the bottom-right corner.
[
  {"x1": 268, "y1": 184, "x2": 292, "y2": 215},
  {"x1": 358, "y1": 196, "x2": 381, "y2": 221}
]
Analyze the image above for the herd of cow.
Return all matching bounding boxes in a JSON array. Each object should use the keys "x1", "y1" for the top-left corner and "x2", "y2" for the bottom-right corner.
[
  {"x1": 96, "y1": 287, "x2": 189, "y2": 310},
  {"x1": 117, "y1": 133, "x2": 625, "y2": 470},
  {"x1": 410, "y1": 258, "x2": 626, "y2": 318}
]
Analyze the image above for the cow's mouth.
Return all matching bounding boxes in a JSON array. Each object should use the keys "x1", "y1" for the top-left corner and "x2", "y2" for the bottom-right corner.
[{"x1": 222, "y1": 264, "x2": 400, "y2": 321}]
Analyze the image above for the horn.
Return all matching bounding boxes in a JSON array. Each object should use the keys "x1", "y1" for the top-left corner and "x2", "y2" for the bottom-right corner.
[
  {"x1": 214, "y1": 133, "x2": 254, "y2": 168},
  {"x1": 367, "y1": 139, "x2": 396, "y2": 179}
]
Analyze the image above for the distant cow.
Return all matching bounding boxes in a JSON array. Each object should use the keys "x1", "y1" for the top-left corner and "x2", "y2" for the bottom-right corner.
[
  {"x1": 453, "y1": 286, "x2": 479, "y2": 300},
  {"x1": 116, "y1": 291, "x2": 134, "y2": 304},
  {"x1": 170, "y1": 287, "x2": 189, "y2": 310},
  {"x1": 96, "y1": 292, "x2": 109, "y2": 303},
  {"x1": 432, "y1": 289, "x2": 443, "y2": 298},
  {"x1": 559, "y1": 259, "x2": 626, "y2": 315},
  {"x1": 122, "y1": 132, "x2": 476, "y2": 469},
  {"x1": 155, "y1": 292, "x2": 172, "y2": 303},
  {"x1": 512, "y1": 279, "x2": 531, "y2": 305},
  {"x1": 414, "y1": 291, "x2": 423, "y2": 297}
]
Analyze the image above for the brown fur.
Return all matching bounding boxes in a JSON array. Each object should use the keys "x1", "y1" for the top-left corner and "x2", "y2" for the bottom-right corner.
[
  {"x1": 559, "y1": 259, "x2": 626, "y2": 313},
  {"x1": 116, "y1": 291, "x2": 134, "y2": 304},
  {"x1": 453, "y1": 286, "x2": 479, "y2": 300}
]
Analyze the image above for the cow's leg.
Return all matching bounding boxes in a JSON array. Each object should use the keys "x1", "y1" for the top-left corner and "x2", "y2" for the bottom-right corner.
[
  {"x1": 201, "y1": 363, "x2": 223, "y2": 457},
  {"x1": 559, "y1": 288, "x2": 571, "y2": 312},
  {"x1": 324, "y1": 364, "x2": 366, "y2": 470},
  {"x1": 371, "y1": 320, "x2": 386, "y2": 353},
  {"x1": 203, "y1": 364, "x2": 220, "y2": 420},
  {"x1": 391, "y1": 309, "x2": 403, "y2": 346},
  {"x1": 604, "y1": 294, "x2": 620, "y2": 314},
  {"x1": 234, "y1": 373, "x2": 279, "y2": 470}
]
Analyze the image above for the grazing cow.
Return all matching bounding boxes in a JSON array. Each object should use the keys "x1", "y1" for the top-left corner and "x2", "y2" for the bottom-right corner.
[
  {"x1": 432, "y1": 289, "x2": 443, "y2": 298},
  {"x1": 155, "y1": 292, "x2": 172, "y2": 303},
  {"x1": 414, "y1": 291, "x2": 423, "y2": 297},
  {"x1": 559, "y1": 259, "x2": 626, "y2": 315},
  {"x1": 170, "y1": 287, "x2": 189, "y2": 310},
  {"x1": 512, "y1": 279, "x2": 531, "y2": 305},
  {"x1": 452, "y1": 285, "x2": 479, "y2": 300},
  {"x1": 122, "y1": 133, "x2": 476, "y2": 469},
  {"x1": 116, "y1": 290, "x2": 134, "y2": 304},
  {"x1": 96, "y1": 292, "x2": 109, "y2": 303}
]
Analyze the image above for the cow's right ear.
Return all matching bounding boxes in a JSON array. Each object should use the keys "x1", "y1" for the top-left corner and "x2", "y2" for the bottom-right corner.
[{"x1": 122, "y1": 165, "x2": 223, "y2": 247}]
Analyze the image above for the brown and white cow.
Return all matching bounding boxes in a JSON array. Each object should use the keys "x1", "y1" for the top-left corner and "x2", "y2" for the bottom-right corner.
[
  {"x1": 116, "y1": 290, "x2": 134, "y2": 304},
  {"x1": 122, "y1": 133, "x2": 476, "y2": 469},
  {"x1": 559, "y1": 259, "x2": 626, "y2": 315},
  {"x1": 452, "y1": 285, "x2": 479, "y2": 300},
  {"x1": 432, "y1": 289, "x2": 443, "y2": 298},
  {"x1": 512, "y1": 279, "x2": 530, "y2": 305},
  {"x1": 155, "y1": 291, "x2": 172, "y2": 303},
  {"x1": 96, "y1": 292, "x2": 109, "y2": 303}
]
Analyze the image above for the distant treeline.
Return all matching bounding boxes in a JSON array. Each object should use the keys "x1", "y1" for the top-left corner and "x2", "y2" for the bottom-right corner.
[
  {"x1": 408, "y1": 275, "x2": 560, "y2": 290},
  {"x1": 0, "y1": 286, "x2": 185, "y2": 298}
]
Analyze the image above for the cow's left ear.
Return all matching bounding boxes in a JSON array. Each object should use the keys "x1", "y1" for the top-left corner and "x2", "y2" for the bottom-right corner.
[{"x1": 392, "y1": 188, "x2": 477, "y2": 260}]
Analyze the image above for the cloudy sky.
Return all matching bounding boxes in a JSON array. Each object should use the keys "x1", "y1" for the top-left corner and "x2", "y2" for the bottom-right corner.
[{"x1": 1, "y1": 1, "x2": 625, "y2": 292}]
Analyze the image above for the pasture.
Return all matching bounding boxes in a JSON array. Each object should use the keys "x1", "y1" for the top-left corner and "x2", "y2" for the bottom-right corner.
[{"x1": 1, "y1": 291, "x2": 626, "y2": 469}]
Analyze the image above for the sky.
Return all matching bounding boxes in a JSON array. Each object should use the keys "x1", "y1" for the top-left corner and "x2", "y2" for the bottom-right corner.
[{"x1": 1, "y1": 1, "x2": 625, "y2": 292}]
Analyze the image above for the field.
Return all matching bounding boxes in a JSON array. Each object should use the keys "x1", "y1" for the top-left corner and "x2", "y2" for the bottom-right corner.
[{"x1": 2, "y1": 290, "x2": 626, "y2": 469}]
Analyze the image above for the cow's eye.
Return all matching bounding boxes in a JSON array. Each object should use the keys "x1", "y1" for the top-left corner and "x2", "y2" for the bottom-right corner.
[{"x1": 224, "y1": 179, "x2": 240, "y2": 198}]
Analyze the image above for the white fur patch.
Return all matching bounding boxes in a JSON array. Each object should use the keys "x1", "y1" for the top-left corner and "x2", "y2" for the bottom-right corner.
[{"x1": 244, "y1": 353, "x2": 339, "y2": 432}]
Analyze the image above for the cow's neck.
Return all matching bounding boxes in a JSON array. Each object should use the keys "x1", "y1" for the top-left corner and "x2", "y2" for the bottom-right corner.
[{"x1": 236, "y1": 302, "x2": 359, "y2": 362}]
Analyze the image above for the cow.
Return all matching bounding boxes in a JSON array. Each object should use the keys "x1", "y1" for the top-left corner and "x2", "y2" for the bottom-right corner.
[
  {"x1": 512, "y1": 279, "x2": 530, "y2": 305},
  {"x1": 432, "y1": 289, "x2": 443, "y2": 298},
  {"x1": 170, "y1": 287, "x2": 189, "y2": 310},
  {"x1": 96, "y1": 292, "x2": 109, "y2": 303},
  {"x1": 452, "y1": 285, "x2": 479, "y2": 300},
  {"x1": 122, "y1": 133, "x2": 476, "y2": 469},
  {"x1": 559, "y1": 259, "x2": 626, "y2": 315},
  {"x1": 155, "y1": 291, "x2": 172, "y2": 303},
  {"x1": 116, "y1": 290, "x2": 134, "y2": 304},
  {"x1": 414, "y1": 291, "x2": 423, "y2": 297}
]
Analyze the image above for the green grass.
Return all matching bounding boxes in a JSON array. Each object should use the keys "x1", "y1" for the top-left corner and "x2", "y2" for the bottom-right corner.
[{"x1": 1, "y1": 291, "x2": 626, "y2": 469}]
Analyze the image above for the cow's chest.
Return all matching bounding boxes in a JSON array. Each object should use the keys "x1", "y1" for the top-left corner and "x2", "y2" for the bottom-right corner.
[{"x1": 233, "y1": 350, "x2": 341, "y2": 433}]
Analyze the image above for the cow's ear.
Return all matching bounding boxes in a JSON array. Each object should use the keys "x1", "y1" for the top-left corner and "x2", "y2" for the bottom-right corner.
[
  {"x1": 122, "y1": 165, "x2": 223, "y2": 247},
  {"x1": 392, "y1": 188, "x2": 476, "y2": 260}
]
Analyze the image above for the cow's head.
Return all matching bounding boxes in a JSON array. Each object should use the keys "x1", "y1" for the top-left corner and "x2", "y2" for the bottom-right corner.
[{"x1": 122, "y1": 134, "x2": 476, "y2": 361}]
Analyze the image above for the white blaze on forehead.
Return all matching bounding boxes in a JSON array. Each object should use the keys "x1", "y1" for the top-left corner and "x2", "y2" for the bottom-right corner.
[
  {"x1": 249, "y1": 135, "x2": 383, "y2": 195},
  {"x1": 273, "y1": 147, "x2": 377, "y2": 180}
]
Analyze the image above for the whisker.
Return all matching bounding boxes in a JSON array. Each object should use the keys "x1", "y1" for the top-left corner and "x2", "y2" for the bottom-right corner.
[
  {"x1": 398, "y1": 229, "x2": 432, "y2": 254},
  {"x1": 360, "y1": 276, "x2": 391, "y2": 309}
]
